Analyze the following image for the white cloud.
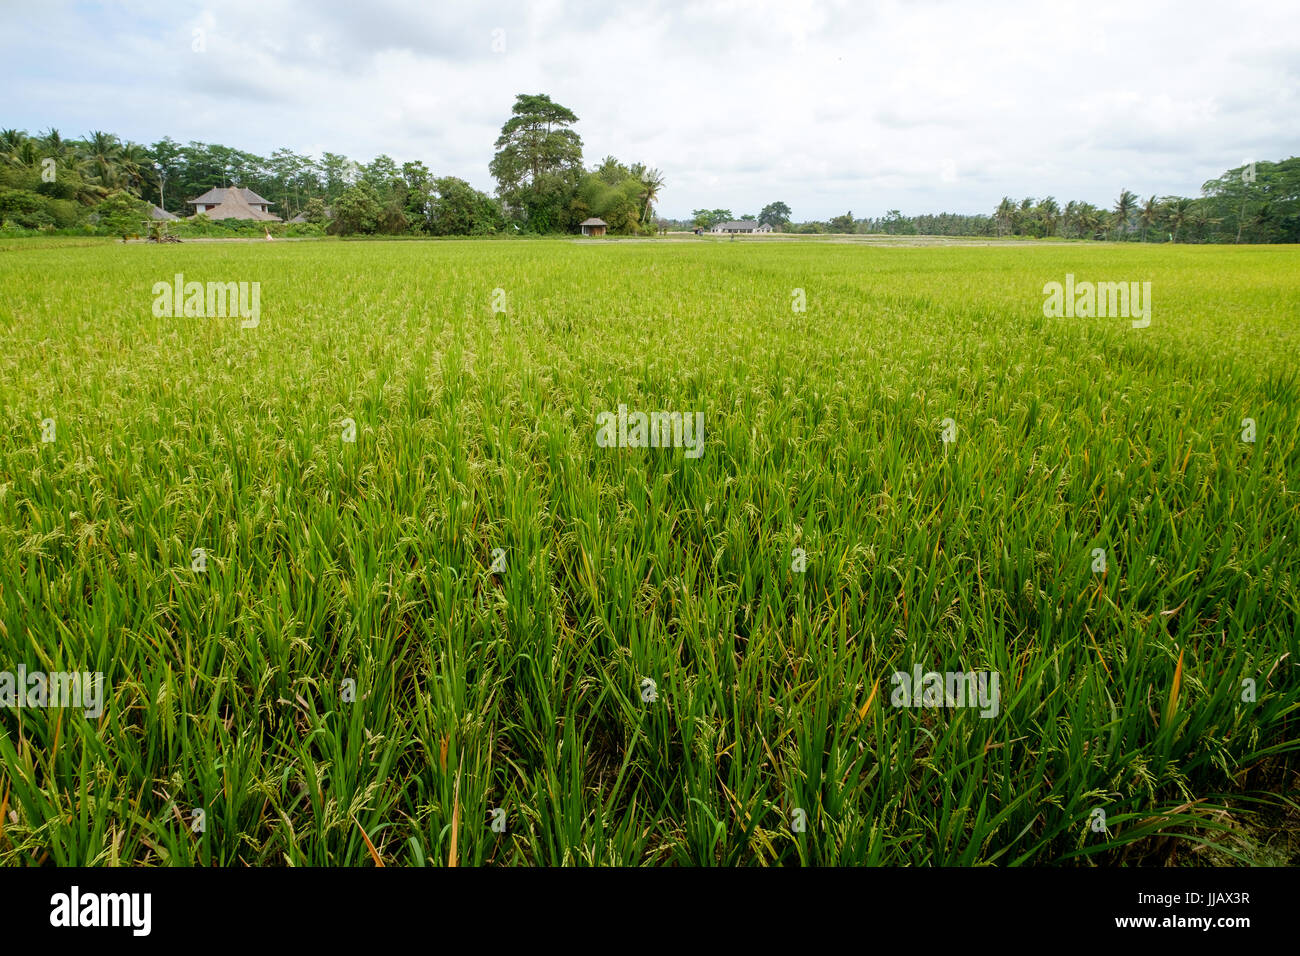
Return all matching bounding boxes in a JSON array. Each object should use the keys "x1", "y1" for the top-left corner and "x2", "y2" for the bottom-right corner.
[{"x1": 2, "y1": 0, "x2": 1296, "y2": 218}]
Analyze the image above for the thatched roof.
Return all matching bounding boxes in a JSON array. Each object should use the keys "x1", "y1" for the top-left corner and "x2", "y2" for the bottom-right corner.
[
  {"x1": 188, "y1": 186, "x2": 274, "y2": 207},
  {"x1": 580, "y1": 217, "x2": 607, "y2": 226},
  {"x1": 148, "y1": 204, "x2": 178, "y2": 220},
  {"x1": 195, "y1": 189, "x2": 282, "y2": 221}
]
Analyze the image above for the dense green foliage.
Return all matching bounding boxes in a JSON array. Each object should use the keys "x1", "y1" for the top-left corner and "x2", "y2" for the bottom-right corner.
[
  {"x1": 672, "y1": 159, "x2": 1300, "y2": 242},
  {"x1": 426, "y1": 177, "x2": 506, "y2": 237},
  {"x1": 487, "y1": 96, "x2": 663, "y2": 235},
  {"x1": 1, "y1": 238, "x2": 1295, "y2": 865},
  {"x1": 4, "y1": 120, "x2": 1294, "y2": 241},
  {"x1": 489, "y1": 93, "x2": 584, "y2": 231},
  {"x1": 692, "y1": 209, "x2": 736, "y2": 229},
  {"x1": 0, "y1": 99, "x2": 664, "y2": 238},
  {"x1": 759, "y1": 202, "x2": 792, "y2": 228}
]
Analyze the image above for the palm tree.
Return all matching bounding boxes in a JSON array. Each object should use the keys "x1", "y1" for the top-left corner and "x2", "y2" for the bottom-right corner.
[
  {"x1": 1017, "y1": 197, "x2": 1034, "y2": 235},
  {"x1": 118, "y1": 142, "x2": 152, "y2": 196},
  {"x1": 1077, "y1": 204, "x2": 1108, "y2": 240},
  {"x1": 0, "y1": 128, "x2": 36, "y2": 171},
  {"x1": 12, "y1": 138, "x2": 39, "y2": 169},
  {"x1": 1247, "y1": 202, "x2": 1276, "y2": 243},
  {"x1": 1062, "y1": 200, "x2": 1079, "y2": 239},
  {"x1": 995, "y1": 197, "x2": 1015, "y2": 237},
  {"x1": 1189, "y1": 209, "x2": 1222, "y2": 243},
  {"x1": 39, "y1": 128, "x2": 75, "y2": 162},
  {"x1": 638, "y1": 167, "x2": 665, "y2": 225},
  {"x1": 1163, "y1": 197, "x2": 1193, "y2": 242},
  {"x1": 0, "y1": 128, "x2": 28, "y2": 167},
  {"x1": 84, "y1": 130, "x2": 123, "y2": 189},
  {"x1": 1113, "y1": 189, "x2": 1138, "y2": 241},
  {"x1": 1036, "y1": 196, "x2": 1059, "y2": 238},
  {"x1": 1137, "y1": 195, "x2": 1160, "y2": 241}
]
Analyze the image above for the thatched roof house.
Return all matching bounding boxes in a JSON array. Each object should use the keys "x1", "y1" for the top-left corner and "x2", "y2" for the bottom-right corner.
[
  {"x1": 148, "y1": 204, "x2": 178, "y2": 220},
  {"x1": 187, "y1": 187, "x2": 281, "y2": 221},
  {"x1": 580, "y1": 217, "x2": 607, "y2": 236}
]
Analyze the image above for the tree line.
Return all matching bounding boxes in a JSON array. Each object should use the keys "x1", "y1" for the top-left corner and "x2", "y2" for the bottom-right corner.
[
  {"x1": 0, "y1": 93, "x2": 663, "y2": 238},
  {"x1": 0, "y1": 125, "x2": 513, "y2": 237},
  {"x1": 982, "y1": 167, "x2": 1300, "y2": 243},
  {"x1": 673, "y1": 159, "x2": 1299, "y2": 243},
  {"x1": 2, "y1": 110, "x2": 1294, "y2": 242}
]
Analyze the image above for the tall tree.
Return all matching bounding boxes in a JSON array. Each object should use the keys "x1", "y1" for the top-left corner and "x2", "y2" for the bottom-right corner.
[
  {"x1": 1036, "y1": 196, "x2": 1059, "y2": 237},
  {"x1": 759, "y1": 201, "x2": 791, "y2": 228},
  {"x1": 84, "y1": 131, "x2": 123, "y2": 188},
  {"x1": 1163, "y1": 196, "x2": 1193, "y2": 242},
  {"x1": 149, "y1": 137, "x2": 184, "y2": 211},
  {"x1": 594, "y1": 155, "x2": 630, "y2": 185},
  {"x1": 637, "y1": 167, "x2": 666, "y2": 223},
  {"x1": 401, "y1": 160, "x2": 433, "y2": 231},
  {"x1": 361, "y1": 154, "x2": 403, "y2": 203},
  {"x1": 489, "y1": 93, "x2": 583, "y2": 228},
  {"x1": 1016, "y1": 197, "x2": 1034, "y2": 235},
  {"x1": 268, "y1": 147, "x2": 316, "y2": 217},
  {"x1": 1113, "y1": 189, "x2": 1138, "y2": 240},
  {"x1": 118, "y1": 142, "x2": 151, "y2": 196},
  {"x1": 1137, "y1": 194, "x2": 1161, "y2": 241},
  {"x1": 330, "y1": 181, "x2": 382, "y2": 235},
  {"x1": 320, "y1": 152, "x2": 355, "y2": 201},
  {"x1": 995, "y1": 197, "x2": 1015, "y2": 237},
  {"x1": 1062, "y1": 200, "x2": 1079, "y2": 238}
]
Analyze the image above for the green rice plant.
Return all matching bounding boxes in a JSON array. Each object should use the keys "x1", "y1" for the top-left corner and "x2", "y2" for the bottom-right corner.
[{"x1": 0, "y1": 238, "x2": 1296, "y2": 866}]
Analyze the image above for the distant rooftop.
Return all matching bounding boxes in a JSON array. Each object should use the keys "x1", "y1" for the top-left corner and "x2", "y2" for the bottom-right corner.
[
  {"x1": 192, "y1": 188, "x2": 282, "y2": 221},
  {"x1": 187, "y1": 186, "x2": 274, "y2": 208}
]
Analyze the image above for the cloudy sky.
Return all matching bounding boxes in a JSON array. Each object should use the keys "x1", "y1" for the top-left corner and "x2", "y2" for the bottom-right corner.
[{"x1": 4, "y1": 0, "x2": 1297, "y2": 219}]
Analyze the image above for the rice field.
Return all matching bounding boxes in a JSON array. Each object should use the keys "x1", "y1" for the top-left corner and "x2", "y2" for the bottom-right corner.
[{"x1": 0, "y1": 236, "x2": 1297, "y2": 866}]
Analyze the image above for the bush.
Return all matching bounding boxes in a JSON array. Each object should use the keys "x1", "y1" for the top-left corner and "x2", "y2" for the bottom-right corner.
[
  {"x1": 47, "y1": 199, "x2": 82, "y2": 229},
  {"x1": 329, "y1": 182, "x2": 383, "y2": 235},
  {"x1": 427, "y1": 177, "x2": 503, "y2": 236},
  {"x1": 94, "y1": 191, "x2": 149, "y2": 239},
  {"x1": 301, "y1": 198, "x2": 329, "y2": 225},
  {"x1": 0, "y1": 188, "x2": 54, "y2": 229}
]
